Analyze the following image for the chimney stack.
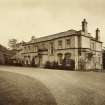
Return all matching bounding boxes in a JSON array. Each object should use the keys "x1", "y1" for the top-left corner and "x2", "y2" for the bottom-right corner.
[
  {"x1": 96, "y1": 28, "x2": 100, "y2": 41},
  {"x1": 82, "y1": 19, "x2": 88, "y2": 33}
]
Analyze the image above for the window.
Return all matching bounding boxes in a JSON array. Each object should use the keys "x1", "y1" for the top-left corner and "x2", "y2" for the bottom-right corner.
[
  {"x1": 91, "y1": 42, "x2": 95, "y2": 50},
  {"x1": 87, "y1": 52, "x2": 93, "y2": 60},
  {"x1": 66, "y1": 39, "x2": 71, "y2": 48},
  {"x1": 24, "y1": 47, "x2": 26, "y2": 50},
  {"x1": 50, "y1": 42, "x2": 54, "y2": 55},
  {"x1": 24, "y1": 46, "x2": 27, "y2": 53},
  {"x1": 28, "y1": 55, "x2": 30, "y2": 59},
  {"x1": 57, "y1": 53, "x2": 63, "y2": 65},
  {"x1": 28, "y1": 45, "x2": 30, "y2": 50},
  {"x1": 42, "y1": 43, "x2": 47, "y2": 50},
  {"x1": 31, "y1": 45, "x2": 34, "y2": 52},
  {"x1": 99, "y1": 57, "x2": 101, "y2": 63},
  {"x1": 66, "y1": 39, "x2": 70, "y2": 45},
  {"x1": 42, "y1": 43, "x2": 45, "y2": 48},
  {"x1": 58, "y1": 40, "x2": 62, "y2": 48},
  {"x1": 64, "y1": 53, "x2": 71, "y2": 60},
  {"x1": 24, "y1": 56, "x2": 26, "y2": 58},
  {"x1": 34, "y1": 45, "x2": 37, "y2": 52}
]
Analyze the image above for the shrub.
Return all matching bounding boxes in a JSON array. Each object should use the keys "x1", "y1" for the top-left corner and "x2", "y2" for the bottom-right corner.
[
  {"x1": 61, "y1": 59, "x2": 75, "y2": 70},
  {"x1": 44, "y1": 61, "x2": 51, "y2": 69},
  {"x1": 51, "y1": 61, "x2": 58, "y2": 69},
  {"x1": 31, "y1": 59, "x2": 37, "y2": 67},
  {"x1": 44, "y1": 59, "x2": 75, "y2": 70}
]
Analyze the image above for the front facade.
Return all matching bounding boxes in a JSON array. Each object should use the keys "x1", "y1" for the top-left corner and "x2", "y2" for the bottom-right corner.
[{"x1": 14, "y1": 19, "x2": 103, "y2": 70}]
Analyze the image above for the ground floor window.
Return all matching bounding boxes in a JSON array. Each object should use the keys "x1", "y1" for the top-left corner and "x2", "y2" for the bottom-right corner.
[
  {"x1": 64, "y1": 53, "x2": 71, "y2": 66},
  {"x1": 57, "y1": 53, "x2": 63, "y2": 65}
]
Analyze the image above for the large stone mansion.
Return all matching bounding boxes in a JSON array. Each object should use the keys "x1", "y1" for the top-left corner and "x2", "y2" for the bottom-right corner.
[{"x1": 14, "y1": 19, "x2": 103, "y2": 70}]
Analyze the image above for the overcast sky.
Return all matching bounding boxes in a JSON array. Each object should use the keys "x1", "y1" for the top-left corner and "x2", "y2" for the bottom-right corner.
[{"x1": 0, "y1": 0, "x2": 105, "y2": 47}]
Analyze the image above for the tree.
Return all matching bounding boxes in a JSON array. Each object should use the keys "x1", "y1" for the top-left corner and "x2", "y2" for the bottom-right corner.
[{"x1": 8, "y1": 39, "x2": 17, "y2": 50}]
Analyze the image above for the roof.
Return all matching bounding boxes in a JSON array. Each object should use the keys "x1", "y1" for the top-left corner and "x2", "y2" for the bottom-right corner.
[
  {"x1": 0, "y1": 44, "x2": 8, "y2": 52},
  {"x1": 22, "y1": 29, "x2": 102, "y2": 45},
  {"x1": 0, "y1": 44, "x2": 15, "y2": 55},
  {"x1": 24, "y1": 29, "x2": 77, "y2": 45}
]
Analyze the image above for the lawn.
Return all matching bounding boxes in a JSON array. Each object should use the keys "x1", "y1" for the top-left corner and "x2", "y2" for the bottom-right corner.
[{"x1": 0, "y1": 66, "x2": 105, "y2": 105}]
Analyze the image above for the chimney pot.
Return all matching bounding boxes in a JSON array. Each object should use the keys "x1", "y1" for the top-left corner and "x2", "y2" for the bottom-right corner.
[
  {"x1": 82, "y1": 18, "x2": 88, "y2": 33},
  {"x1": 96, "y1": 28, "x2": 100, "y2": 41}
]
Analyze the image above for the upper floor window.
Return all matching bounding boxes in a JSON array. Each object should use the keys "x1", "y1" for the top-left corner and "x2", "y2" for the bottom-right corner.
[
  {"x1": 24, "y1": 46, "x2": 27, "y2": 52},
  {"x1": 42, "y1": 43, "x2": 46, "y2": 49},
  {"x1": 58, "y1": 40, "x2": 62, "y2": 48},
  {"x1": 28, "y1": 45, "x2": 30, "y2": 50},
  {"x1": 50, "y1": 42, "x2": 54, "y2": 55},
  {"x1": 24, "y1": 46, "x2": 26, "y2": 50},
  {"x1": 66, "y1": 39, "x2": 71, "y2": 48},
  {"x1": 34, "y1": 45, "x2": 37, "y2": 52},
  {"x1": 91, "y1": 42, "x2": 95, "y2": 50},
  {"x1": 24, "y1": 56, "x2": 26, "y2": 59}
]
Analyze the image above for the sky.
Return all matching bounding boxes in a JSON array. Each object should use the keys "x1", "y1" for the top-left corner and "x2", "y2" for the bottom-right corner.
[{"x1": 0, "y1": 0, "x2": 105, "y2": 47}]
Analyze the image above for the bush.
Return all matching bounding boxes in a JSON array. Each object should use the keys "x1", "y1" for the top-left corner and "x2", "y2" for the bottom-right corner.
[
  {"x1": 44, "y1": 61, "x2": 52, "y2": 69},
  {"x1": 44, "y1": 59, "x2": 75, "y2": 70},
  {"x1": 51, "y1": 61, "x2": 58, "y2": 69},
  {"x1": 44, "y1": 61, "x2": 59, "y2": 69},
  {"x1": 61, "y1": 59, "x2": 75, "y2": 70},
  {"x1": 31, "y1": 58, "x2": 38, "y2": 67}
]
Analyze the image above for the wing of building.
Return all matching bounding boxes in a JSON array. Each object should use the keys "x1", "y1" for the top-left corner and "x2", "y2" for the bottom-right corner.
[
  {"x1": 14, "y1": 19, "x2": 103, "y2": 71},
  {"x1": 0, "y1": 44, "x2": 14, "y2": 65}
]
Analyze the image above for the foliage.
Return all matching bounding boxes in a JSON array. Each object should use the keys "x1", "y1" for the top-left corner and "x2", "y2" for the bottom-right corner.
[
  {"x1": 8, "y1": 38, "x2": 17, "y2": 50},
  {"x1": 44, "y1": 61, "x2": 52, "y2": 69},
  {"x1": 44, "y1": 59, "x2": 75, "y2": 70},
  {"x1": 61, "y1": 59, "x2": 75, "y2": 70},
  {"x1": 51, "y1": 61, "x2": 58, "y2": 69},
  {"x1": 31, "y1": 57, "x2": 38, "y2": 67}
]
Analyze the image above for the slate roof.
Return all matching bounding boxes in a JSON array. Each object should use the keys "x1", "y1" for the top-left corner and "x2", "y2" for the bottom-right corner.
[
  {"x1": 22, "y1": 29, "x2": 102, "y2": 45},
  {"x1": 23, "y1": 29, "x2": 77, "y2": 45}
]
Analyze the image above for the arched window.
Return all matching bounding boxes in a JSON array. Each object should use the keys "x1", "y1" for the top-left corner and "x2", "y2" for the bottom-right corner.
[
  {"x1": 64, "y1": 53, "x2": 71, "y2": 60},
  {"x1": 63, "y1": 53, "x2": 71, "y2": 66},
  {"x1": 57, "y1": 53, "x2": 63, "y2": 65}
]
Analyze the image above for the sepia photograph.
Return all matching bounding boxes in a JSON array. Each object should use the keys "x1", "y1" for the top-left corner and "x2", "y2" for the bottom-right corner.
[{"x1": 0, "y1": 0, "x2": 105, "y2": 105}]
